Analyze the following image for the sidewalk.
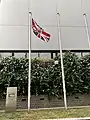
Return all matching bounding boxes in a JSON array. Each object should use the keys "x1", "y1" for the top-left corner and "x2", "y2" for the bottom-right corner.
[{"x1": 42, "y1": 118, "x2": 90, "y2": 120}]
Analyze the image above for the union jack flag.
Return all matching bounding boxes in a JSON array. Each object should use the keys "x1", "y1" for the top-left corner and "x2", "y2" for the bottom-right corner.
[{"x1": 32, "y1": 18, "x2": 51, "y2": 42}]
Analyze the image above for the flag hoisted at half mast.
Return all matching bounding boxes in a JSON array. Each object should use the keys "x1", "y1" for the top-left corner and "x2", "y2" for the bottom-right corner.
[
  {"x1": 32, "y1": 18, "x2": 51, "y2": 42},
  {"x1": 28, "y1": 12, "x2": 51, "y2": 111}
]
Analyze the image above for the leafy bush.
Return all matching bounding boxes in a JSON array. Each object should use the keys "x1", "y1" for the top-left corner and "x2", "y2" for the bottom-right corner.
[
  {"x1": 0, "y1": 57, "x2": 28, "y2": 97},
  {"x1": 79, "y1": 55, "x2": 90, "y2": 93},
  {"x1": 0, "y1": 52, "x2": 90, "y2": 98},
  {"x1": 63, "y1": 52, "x2": 81, "y2": 95},
  {"x1": 31, "y1": 58, "x2": 54, "y2": 96},
  {"x1": 53, "y1": 51, "x2": 81, "y2": 96}
]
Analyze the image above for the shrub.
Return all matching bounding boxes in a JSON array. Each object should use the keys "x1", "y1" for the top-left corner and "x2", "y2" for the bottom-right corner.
[{"x1": 0, "y1": 52, "x2": 90, "y2": 98}]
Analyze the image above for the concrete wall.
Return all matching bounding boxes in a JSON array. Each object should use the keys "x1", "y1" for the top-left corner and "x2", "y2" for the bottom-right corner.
[
  {"x1": 0, "y1": 0, "x2": 90, "y2": 50},
  {"x1": 0, "y1": 94, "x2": 90, "y2": 110},
  {"x1": 17, "y1": 94, "x2": 90, "y2": 109}
]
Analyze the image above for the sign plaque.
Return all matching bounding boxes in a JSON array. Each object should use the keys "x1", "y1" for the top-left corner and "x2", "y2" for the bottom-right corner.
[{"x1": 5, "y1": 87, "x2": 17, "y2": 112}]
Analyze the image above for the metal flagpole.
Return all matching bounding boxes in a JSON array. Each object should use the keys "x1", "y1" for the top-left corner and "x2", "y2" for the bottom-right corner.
[
  {"x1": 83, "y1": 13, "x2": 90, "y2": 48},
  {"x1": 57, "y1": 13, "x2": 67, "y2": 109},
  {"x1": 81, "y1": 0, "x2": 90, "y2": 48},
  {"x1": 28, "y1": 11, "x2": 32, "y2": 111}
]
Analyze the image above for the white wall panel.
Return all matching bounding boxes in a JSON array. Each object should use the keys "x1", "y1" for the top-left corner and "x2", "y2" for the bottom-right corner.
[{"x1": 0, "y1": 0, "x2": 89, "y2": 50}]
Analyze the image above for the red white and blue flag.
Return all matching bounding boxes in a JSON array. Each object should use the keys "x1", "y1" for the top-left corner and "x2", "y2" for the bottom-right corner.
[{"x1": 32, "y1": 18, "x2": 51, "y2": 42}]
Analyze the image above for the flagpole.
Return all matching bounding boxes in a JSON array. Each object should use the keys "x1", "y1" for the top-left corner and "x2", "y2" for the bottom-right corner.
[
  {"x1": 83, "y1": 13, "x2": 90, "y2": 48},
  {"x1": 81, "y1": 0, "x2": 90, "y2": 48},
  {"x1": 57, "y1": 13, "x2": 67, "y2": 110},
  {"x1": 28, "y1": 11, "x2": 32, "y2": 111}
]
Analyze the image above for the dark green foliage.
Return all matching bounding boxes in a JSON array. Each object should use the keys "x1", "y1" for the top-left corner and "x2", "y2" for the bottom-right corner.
[
  {"x1": 79, "y1": 55, "x2": 90, "y2": 93},
  {"x1": 31, "y1": 58, "x2": 54, "y2": 96},
  {"x1": 63, "y1": 52, "x2": 81, "y2": 95},
  {"x1": 48, "y1": 61, "x2": 63, "y2": 97},
  {"x1": 0, "y1": 52, "x2": 90, "y2": 98},
  {"x1": 0, "y1": 57, "x2": 29, "y2": 97},
  {"x1": 53, "y1": 51, "x2": 81, "y2": 96}
]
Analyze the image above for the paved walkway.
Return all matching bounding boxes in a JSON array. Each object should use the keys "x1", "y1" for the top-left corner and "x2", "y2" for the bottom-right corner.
[{"x1": 42, "y1": 118, "x2": 90, "y2": 120}]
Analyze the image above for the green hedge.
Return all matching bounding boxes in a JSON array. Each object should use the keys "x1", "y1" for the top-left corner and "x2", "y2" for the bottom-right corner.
[{"x1": 0, "y1": 52, "x2": 90, "y2": 98}]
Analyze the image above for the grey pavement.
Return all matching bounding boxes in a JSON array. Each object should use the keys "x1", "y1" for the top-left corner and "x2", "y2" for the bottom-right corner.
[{"x1": 42, "y1": 118, "x2": 90, "y2": 120}]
